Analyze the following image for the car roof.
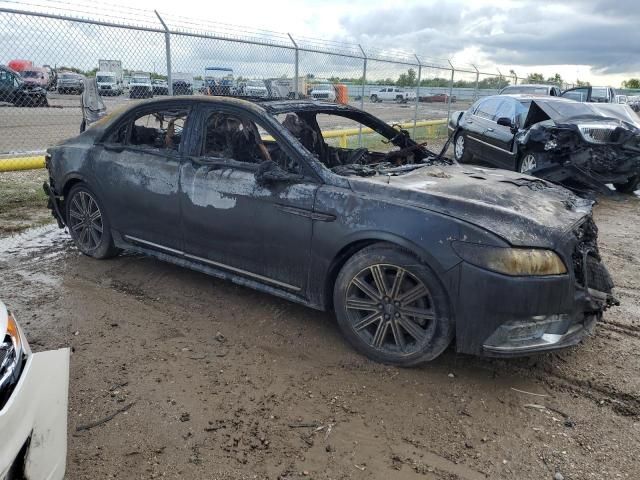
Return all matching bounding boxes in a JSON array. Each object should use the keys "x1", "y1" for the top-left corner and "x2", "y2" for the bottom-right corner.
[
  {"x1": 499, "y1": 94, "x2": 575, "y2": 102},
  {"x1": 88, "y1": 96, "x2": 361, "y2": 131},
  {"x1": 503, "y1": 84, "x2": 555, "y2": 89}
]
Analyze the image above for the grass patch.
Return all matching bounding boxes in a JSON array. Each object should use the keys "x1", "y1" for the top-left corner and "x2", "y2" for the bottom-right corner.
[{"x1": 0, "y1": 169, "x2": 52, "y2": 236}]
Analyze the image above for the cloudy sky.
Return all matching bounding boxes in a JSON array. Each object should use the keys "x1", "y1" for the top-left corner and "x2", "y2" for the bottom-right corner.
[{"x1": 2, "y1": 0, "x2": 639, "y2": 86}]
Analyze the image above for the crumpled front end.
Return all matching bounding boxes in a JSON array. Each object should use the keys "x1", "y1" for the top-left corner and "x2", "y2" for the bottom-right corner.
[
  {"x1": 453, "y1": 216, "x2": 617, "y2": 356},
  {"x1": 516, "y1": 117, "x2": 640, "y2": 194}
]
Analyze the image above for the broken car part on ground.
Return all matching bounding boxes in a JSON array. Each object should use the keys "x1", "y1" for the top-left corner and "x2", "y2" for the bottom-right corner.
[
  {"x1": 449, "y1": 94, "x2": 640, "y2": 195},
  {"x1": 43, "y1": 95, "x2": 616, "y2": 365},
  {"x1": 0, "y1": 301, "x2": 69, "y2": 479}
]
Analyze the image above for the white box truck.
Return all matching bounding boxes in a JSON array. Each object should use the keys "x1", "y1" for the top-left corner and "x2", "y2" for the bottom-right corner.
[{"x1": 97, "y1": 59, "x2": 123, "y2": 96}]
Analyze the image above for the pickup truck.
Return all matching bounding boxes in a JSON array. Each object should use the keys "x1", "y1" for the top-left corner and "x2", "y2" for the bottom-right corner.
[{"x1": 370, "y1": 87, "x2": 416, "y2": 103}]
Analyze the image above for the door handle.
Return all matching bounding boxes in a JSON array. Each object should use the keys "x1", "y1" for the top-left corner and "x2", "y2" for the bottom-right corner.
[
  {"x1": 466, "y1": 120, "x2": 473, "y2": 124},
  {"x1": 485, "y1": 128, "x2": 494, "y2": 132},
  {"x1": 103, "y1": 144, "x2": 124, "y2": 153}
]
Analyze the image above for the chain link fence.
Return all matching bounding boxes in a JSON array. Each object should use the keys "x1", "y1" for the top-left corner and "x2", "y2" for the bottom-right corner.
[{"x1": 0, "y1": 0, "x2": 583, "y2": 164}]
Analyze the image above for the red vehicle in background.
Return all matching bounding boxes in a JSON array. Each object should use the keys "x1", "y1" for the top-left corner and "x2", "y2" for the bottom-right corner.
[
  {"x1": 7, "y1": 59, "x2": 33, "y2": 73},
  {"x1": 419, "y1": 93, "x2": 457, "y2": 103}
]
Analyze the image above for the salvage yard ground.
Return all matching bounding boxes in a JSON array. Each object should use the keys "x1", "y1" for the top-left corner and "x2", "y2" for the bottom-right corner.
[{"x1": 0, "y1": 172, "x2": 638, "y2": 479}]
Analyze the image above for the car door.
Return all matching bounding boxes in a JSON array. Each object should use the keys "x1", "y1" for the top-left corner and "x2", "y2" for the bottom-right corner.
[
  {"x1": 91, "y1": 104, "x2": 189, "y2": 251},
  {"x1": 179, "y1": 105, "x2": 319, "y2": 292},
  {"x1": 463, "y1": 97, "x2": 502, "y2": 162},
  {"x1": 480, "y1": 97, "x2": 518, "y2": 169},
  {"x1": 0, "y1": 69, "x2": 16, "y2": 102}
]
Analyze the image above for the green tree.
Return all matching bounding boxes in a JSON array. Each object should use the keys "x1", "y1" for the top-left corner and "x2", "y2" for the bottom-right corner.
[
  {"x1": 525, "y1": 72, "x2": 545, "y2": 84},
  {"x1": 622, "y1": 78, "x2": 640, "y2": 89},
  {"x1": 546, "y1": 73, "x2": 563, "y2": 85},
  {"x1": 397, "y1": 68, "x2": 417, "y2": 87},
  {"x1": 576, "y1": 79, "x2": 591, "y2": 87}
]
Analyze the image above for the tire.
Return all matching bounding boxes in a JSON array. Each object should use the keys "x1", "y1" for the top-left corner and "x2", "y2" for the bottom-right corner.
[
  {"x1": 333, "y1": 243, "x2": 453, "y2": 366},
  {"x1": 613, "y1": 175, "x2": 640, "y2": 194},
  {"x1": 370, "y1": 95, "x2": 378, "y2": 102},
  {"x1": 517, "y1": 152, "x2": 538, "y2": 173},
  {"x1": 65, "y1": 184, "x2": 120, "y2": 259},
  {"x1": 453, "y1": 132, "x2": 471, "y2": 163}
]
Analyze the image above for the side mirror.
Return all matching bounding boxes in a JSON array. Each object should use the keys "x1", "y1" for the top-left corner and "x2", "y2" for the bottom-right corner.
[{"x1": 496, "y1": 117, "x2": 514, "y2": 128}]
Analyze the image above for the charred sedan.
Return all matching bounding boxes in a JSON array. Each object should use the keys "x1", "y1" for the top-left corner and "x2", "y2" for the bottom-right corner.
[
  {"x1": 44, "y1": 97, "x2": 615, "y2": 365},
  {"x1": 449, "y1": 95, "x2": 640, "y2": 194}
]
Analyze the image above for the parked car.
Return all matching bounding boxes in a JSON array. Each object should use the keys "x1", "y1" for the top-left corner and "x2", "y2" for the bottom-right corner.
[
  {"x1": 419, "y1": 93, "x2": 456, "y2": 103},
  {"x1": 129, "y1": 73, "x2": 153, "y2": 99},
  {"x1": 370, "y1": 87, "x2": 416, "y2": 103},
  {"x1": 0, "y1": 301, "x2": 69, "y2": 479},
  {"x1": 57, "y1": 72, "x2": 84, "y2": 94},
  {"x1": 20, "y1": 67, "x2": 50, "y2": 89},
  {"x1": 43, "y1": 96, "x2": 616, "y2": 365},
  {"x1": 448, "y1": 94, "x2": 640, "y2": 194},
  {"x1": 499, "y1": 84, "x2": 562, "y2": 96},
  {"x1": 235, "y1": 79, "x2": 269, "y2": 97},
  {"x1": 310, "y1": 83, "x2": 337, "y2": 101},
  {"x1": 0, "y1": 65, "x2": 48, "y2": 107},
  {"x1": 561, "y1": 86, "x2": 617, "y2": 103},
  {"x1": 615, "y1": 94, "x2": 628, "y2": 104},
  {"x1": 152, "y1": 79, "x2": 169, "y2": 95},
  {"x1": 628, "y1": 95, "x2": 640, "y2": 112}
]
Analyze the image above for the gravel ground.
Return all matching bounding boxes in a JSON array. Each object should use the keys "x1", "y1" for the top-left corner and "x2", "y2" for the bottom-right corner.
[{"x1": 0, "y1": 190, "x2": 638, "y2": 479}]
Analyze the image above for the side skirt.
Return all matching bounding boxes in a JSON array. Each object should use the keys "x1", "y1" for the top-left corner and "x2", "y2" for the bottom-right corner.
[{"x1": 112, "y1": 232, "x2": 325, "y2": 312}]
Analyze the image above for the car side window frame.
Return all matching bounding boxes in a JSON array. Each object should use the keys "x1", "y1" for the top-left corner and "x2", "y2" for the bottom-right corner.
[
  {"x1": 188, "y1": 104, "x2": 321, "y2": 182},
  {"x1": 101, "y1": 104, "x2": 192, "y2": 158}
]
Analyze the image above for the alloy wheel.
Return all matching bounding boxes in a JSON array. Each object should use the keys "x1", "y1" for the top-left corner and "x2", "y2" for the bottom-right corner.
[
  {"x1": 68, "y1": 191, "x2": 103, "y2": 252},
  {"x1": 520, "y1": 153, "x2": 537, "y2": 173},
  {"x1": 345, "y1": 264, "x2": 437, "y2": 355},
  {"x1": 454, "y1": 135, "x2": 465, "y2": 160}
]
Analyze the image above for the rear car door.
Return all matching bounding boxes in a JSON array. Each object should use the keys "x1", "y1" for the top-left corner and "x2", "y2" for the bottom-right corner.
[
  {"x1": 179, "y1": 105, "x2": 319, "y2": 293},
  {"x1": 479, "y1": 97, "x2": 518, "y2": 169},
  {"x1": 464, "y1": 97, "x2": 502, "y2": 161},
  {"x1": 91, "y1": 105, "x2": 189, "y2": 251},
  {"x1": 0, "y1": 69, "x2": 17, "y2": 103}
]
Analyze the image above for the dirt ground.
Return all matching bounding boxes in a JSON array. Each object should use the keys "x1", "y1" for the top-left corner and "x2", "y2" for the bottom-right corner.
[{"x1": 0, "y1": 187, "x2": 639, "y2": 479}]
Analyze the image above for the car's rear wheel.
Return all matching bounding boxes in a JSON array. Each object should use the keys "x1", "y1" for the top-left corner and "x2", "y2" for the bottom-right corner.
[
  {"x1": 370, "y1": 94, "x2": 378, "y2": 102},
  {"x1": 65, "y1": 184, "x2": 120, "y2": 259},
  {"x1": 518, "y1": 152, "x2": 538, "y2": 173},
  {"x1": 334, "y1": 244, "x2": 453, "y2": 366},
  {"x1": 613, "y1": 175, "x2": 640, "y2": 194},
  {"x1": 453, "y1": 133, "x2": 471, "y2": 162}
]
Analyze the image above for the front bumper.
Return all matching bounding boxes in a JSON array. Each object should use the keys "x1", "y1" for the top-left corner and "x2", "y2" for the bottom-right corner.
[
  {"x1": 453, "y1": 261, "x2": 612, "y2": 357},
  {"x1": 0, "y1": 348, "x2": 70, "y2": 480}
]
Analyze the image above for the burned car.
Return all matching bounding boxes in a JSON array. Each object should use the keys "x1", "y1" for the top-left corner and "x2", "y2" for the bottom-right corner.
[
  {"x1": 0, "y1": 301, "x2": 69, "y2": 479},
  {"x1": 44, "y1": 96, "x2": 615, "y2": 365},
  {"x1": 0, "y1": 65, "x2": 49, "y2": 107},
  {"x1": 449, "y1": 95, "x2": 640, "y2": 194}
]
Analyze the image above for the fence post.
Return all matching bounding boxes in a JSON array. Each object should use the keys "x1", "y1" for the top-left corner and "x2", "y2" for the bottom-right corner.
[
  {"x1": 472, "y1": 64, "x2": 479, "y2": 101},
  {"x1": 413, "y1": 55, "x2": 422, "y2": 138},
  {"x1": 446, "y1": 60, "x2": 455, "y2": 121},
  {"x1": 154, "y1": 10, "x2": 172, "y2": 96},
  {"x1": 358, "y1": 44, "x2": 367, "y2": 147},
  {"x1": 287, "y1": 33, "x2": 299, "y2": 99}
]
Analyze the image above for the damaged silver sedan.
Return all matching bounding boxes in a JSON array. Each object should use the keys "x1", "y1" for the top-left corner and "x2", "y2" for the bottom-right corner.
[
  {"x1": 449, "y1": 94, "x2": 640, "y2": 194},
  {"x1": 44, "y1": 96, "x2": 616, "y2": 365},
  {"x1": 0, "y1": 302, "x2": 69, "y2": 479}
]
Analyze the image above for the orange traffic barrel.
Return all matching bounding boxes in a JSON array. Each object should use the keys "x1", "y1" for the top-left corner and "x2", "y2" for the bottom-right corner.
[{"x1": 335, "y1": 84, "x2": 349, "y2": 104}]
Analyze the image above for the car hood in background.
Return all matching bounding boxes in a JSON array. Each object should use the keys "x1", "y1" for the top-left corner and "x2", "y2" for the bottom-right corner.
[
  {"x1": 524, "y1": 99, "x2": 640, "y2": 130},
  {"x1": 349, "y1": 164, "x2": 590, "y2": 247}
]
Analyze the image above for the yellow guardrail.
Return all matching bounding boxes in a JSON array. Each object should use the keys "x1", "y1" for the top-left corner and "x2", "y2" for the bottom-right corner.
[
  {"x1": 0, "y1": 118, "x2": 447, "y2": 173},
  {"x1": 0, "y1": 155, "x2": 46, "y2": 172}
]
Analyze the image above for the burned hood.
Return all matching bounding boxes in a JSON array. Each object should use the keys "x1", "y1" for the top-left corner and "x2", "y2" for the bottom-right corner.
[
  {"x1": 349, "y1": 164, "x2": 591, "y2": 247},
  {"x1": 524, "y1": 99, "x2": 640, "y2": 131}
]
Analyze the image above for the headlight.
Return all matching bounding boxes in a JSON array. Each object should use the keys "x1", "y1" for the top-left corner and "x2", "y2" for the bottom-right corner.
[
  {"x1": 578, "y1": 124, "x2": 617, "y2": 144},
  {"x1": 0, "y1": 307, "x2": 27, "y2": 409},
  {"x1": 452, "y1": 242, "x2": 567, "y2": 276}
]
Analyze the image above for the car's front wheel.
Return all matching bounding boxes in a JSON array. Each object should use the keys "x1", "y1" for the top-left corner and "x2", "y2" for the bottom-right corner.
[
  {"x1": 370, "y1": 94, "x2": 378, "y2": 102},
  {"x1": 334, "y1": 244, "x2": 453, "y2": 366},
  {"x1": 453, "y1": 133, "x2": 471, "y2": 162},
  {"x1": 518, "y1": 152, "x2": 538, "y2": 173},
  {"x1": 65, "y1": 184, "x2": 120, "y2": 259},
  {"x1": 613, "y1": 175, "x2": 640, "y2": 194}
]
